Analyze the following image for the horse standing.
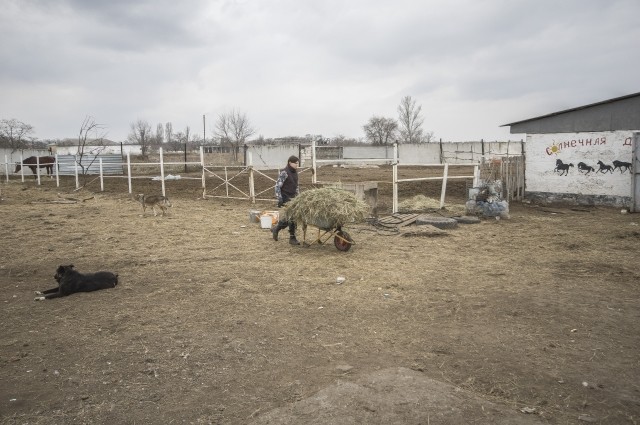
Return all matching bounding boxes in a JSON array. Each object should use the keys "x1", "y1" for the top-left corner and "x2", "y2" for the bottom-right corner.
[{"x1": 14, "y1": 156, "x2": 56, "y2": 178}]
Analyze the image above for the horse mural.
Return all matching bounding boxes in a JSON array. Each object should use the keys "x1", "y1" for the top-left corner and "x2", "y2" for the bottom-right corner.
[{"x1": 14, "y1": 156, "x2": 56, "y2": 178}]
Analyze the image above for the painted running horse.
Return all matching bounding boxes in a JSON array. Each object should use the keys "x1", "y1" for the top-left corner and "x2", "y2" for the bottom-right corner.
[{"x1": 14, "y1": 156, "x2": 56, "y2": 178}]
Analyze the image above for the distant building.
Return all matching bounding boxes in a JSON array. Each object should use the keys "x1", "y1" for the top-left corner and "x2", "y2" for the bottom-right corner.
[
  {"x1": 502, "y1": 92, "x2": 640, "y2": 211},
  {"x1": 51, "y1": 144, "x2": 142, "y2": 156}
]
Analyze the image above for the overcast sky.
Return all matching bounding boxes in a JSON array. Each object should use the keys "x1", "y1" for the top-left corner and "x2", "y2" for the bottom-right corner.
[{"x1": 1, "y1": 0, "x2": 638, "y2": 143}]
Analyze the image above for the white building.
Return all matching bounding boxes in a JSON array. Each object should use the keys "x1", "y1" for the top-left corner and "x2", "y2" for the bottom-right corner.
[{"x1": 502, "y1": 92, "x2": 640, "y2": 211}]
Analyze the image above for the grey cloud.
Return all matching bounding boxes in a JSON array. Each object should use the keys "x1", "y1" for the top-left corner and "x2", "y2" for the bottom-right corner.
[{"x1": 1, "y1": 0, "x2": 639, "y2": 141}]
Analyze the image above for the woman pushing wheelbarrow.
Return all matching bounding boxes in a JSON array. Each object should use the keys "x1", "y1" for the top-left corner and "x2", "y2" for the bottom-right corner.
[
  {"x1": 275, "y1": 187, "x2": 370, "y2": 252},
  {"x1": 270, "y1": 156, "x2": 369, "y2": 251}
]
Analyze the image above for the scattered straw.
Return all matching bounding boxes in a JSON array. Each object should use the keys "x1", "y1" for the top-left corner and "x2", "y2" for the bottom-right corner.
[
  {"x1": 286, "y1": 187, "x2": 370, "y2": 229},
  {"x1": 398, "y1": 194, "x2": 466, "y2": 215}
]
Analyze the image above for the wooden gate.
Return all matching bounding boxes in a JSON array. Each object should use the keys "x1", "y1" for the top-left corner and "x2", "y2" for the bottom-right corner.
[{"x1": 478, "y1": 155, "x2": 525, "y2": 202}]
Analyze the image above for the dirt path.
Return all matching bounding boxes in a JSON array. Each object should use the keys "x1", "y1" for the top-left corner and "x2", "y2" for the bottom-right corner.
[{"x1": 0, "y1": 173, "x2": 639, "y2": 424}]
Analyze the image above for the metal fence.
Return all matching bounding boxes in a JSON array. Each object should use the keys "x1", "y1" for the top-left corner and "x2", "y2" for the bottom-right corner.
[{"x1": 56, "y1": 154, "x2": 124, "y2": 175}]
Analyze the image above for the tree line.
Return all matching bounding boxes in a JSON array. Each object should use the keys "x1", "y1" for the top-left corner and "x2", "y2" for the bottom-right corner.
[{"x1": 1, "y1": 95, "x2": 433, "y2": 158}]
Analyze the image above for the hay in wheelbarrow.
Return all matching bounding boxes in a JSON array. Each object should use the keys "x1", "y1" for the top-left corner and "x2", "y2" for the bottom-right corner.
[{"x1": 285, "y1": 187, "x2": 370, "y2": 230}]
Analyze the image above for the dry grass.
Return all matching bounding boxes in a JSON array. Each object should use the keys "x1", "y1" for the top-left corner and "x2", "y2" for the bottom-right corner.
[{"x1": 397, "y1": 194, "x2": 467, "y2": 216}]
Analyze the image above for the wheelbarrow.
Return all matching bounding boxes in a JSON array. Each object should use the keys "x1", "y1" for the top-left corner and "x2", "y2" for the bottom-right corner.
[{"x1": 301, "y1": 219, "x2": 355, "y2": 252}]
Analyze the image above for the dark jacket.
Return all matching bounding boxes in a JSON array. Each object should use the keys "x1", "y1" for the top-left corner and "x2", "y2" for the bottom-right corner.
[{"x1": 275, "y1": 164, "x2": 299, "y2": 204}]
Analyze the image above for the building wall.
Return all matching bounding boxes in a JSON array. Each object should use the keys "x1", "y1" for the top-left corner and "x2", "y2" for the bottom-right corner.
[
  {"x1": 53, "y1": 144, "x2": 142, "y2": 156},
  {"x1": 245, "y1": 144, "x2": 301, "y2": 169},
  {"x1": 246, "y1": 141, "x2": 523, "y2": 170},
  {"x1": 343, "y1": 145, "x2": 394, "y2": 160},
  {"x1": 525, "y1": 130, "x2": 634, "y2": 205}
]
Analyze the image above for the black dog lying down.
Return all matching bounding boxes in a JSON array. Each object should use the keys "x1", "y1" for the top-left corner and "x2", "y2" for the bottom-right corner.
[{"x1": 34, "y1": 264, "x2": 118, "y2": 301}]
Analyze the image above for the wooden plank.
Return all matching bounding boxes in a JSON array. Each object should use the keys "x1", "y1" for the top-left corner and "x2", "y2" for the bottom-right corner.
[
  {"x1": 397, "y1": 215, "x2": 419, "y2": 228},
  {"x1": 377, "y1": 213, "x2": 416, "y2": 223},
  {"x1": 376, "y1": 213, "x2": 419, "y2": 229}
]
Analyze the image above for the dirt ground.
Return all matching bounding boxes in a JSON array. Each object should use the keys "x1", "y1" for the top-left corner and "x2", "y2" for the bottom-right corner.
[{"x1": 1, "y1": 165, "x2": 639, "y2": 425}]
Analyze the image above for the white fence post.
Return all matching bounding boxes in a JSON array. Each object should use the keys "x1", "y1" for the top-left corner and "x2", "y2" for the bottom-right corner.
[
  {"x1": 473, "y1": 164, "x2": 480, "y2": 187},
  {"x1": 74, "y1": 155, "x2": 80, "y2": 189},
  {"x1": 248, "y1": 152, "x2": 255, "y2": 203},
  {"x1": 225, "y1": 167, "x2": 229, "y2": 197},
  {"x1": 55, "y1": 154, "x2": 60, "y2": 187},
  {"x1": 392, "y1": 142, "x2": 399, "y2": 213},
  {"x1": 19, "y1": 155, "x2": 24, "y2": 182},
  {"x1": 4, "y1": 155, "x2": 8, "y2": 182},
  {"x1": 439, "y1": 163, "x2": 449, "y2": 209},
  {"x1": 36, "y1": 156, "x2": 42, "y2": 185},
  {"x1": 99, "y1": 158, "x2": 104, "y2": 192},
  {"x1": 159, "y1": 147, "x2": 166, "y2": 197},
  {"x1": 127, "y1": 152, "x2": 132, "y2": 194},
  {"x1": 200, "y1": 146, "x2": 206, "y2": 198},
  {"x1": 312, "y1": 138, "x2": 317, "y2": 184}
]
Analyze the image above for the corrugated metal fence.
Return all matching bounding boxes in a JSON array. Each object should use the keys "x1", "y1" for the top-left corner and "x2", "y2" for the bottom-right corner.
[{"x1": 56, "y1": 154, "x2": 124, "y2": 175}]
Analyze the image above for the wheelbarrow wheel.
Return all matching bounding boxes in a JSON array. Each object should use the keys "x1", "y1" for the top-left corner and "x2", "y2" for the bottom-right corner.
[{"x1": 334, "y1": 230, "x2": 353, "y2": 252}]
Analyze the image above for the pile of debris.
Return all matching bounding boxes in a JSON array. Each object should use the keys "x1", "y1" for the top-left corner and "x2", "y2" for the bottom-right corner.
[{"x1": 465, "y1": 180, "x2": 510, "y2": 219}]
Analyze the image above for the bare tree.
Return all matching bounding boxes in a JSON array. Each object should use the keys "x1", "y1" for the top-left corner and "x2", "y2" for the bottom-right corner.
[
  {"x1": 422, "y1": 130, "x2": 435, "y2": 143},
  {"x1": 0, "y1": 118, "x2": 35, "y2": 150},
  {"x1": 183, "y1": 126, "x2": 190, "y2": 146},
  {"x1": 75, "y1": 116, "x2": 108, "y2": 184},
  {"x1": 180, "y1": 127, "x2": 202, "y2": 151},
  {"x1": 214, "y1": 109, "x2": 255, "y2": 161},
  {"x1": 332, "y1": 134, "x2": 347, "y2": 146},
  {"x1": 397, "y1": 96, "x2": 425, "y2": 144},
  {"x1": 165, "y1": 122, "x2": 173, "y2": 144},
  {"x1": 171, "y1": 127, "x2": 195, "y2": 152},
  {"x1": 128, "y1": 120, "x2": 153, "y2": 158},
  {"x1": 363, "y1": 116, "x2": 398, "y2": 145},
  {"x1": 154, "y1": 123, "x2": 164, "y2": 147}
]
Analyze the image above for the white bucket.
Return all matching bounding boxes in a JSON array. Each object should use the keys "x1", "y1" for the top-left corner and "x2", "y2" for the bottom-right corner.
[
  {"x1": 260, "y1": 215, "x2": 273, "y2": 229},
  {"x1": 249, "y1": 209, "x2": 261, "y2": 223}
]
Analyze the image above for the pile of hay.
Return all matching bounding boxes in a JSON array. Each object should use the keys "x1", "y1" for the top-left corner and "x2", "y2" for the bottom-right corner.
[
  {"x1": 286, "y1": 187, "x2": 370, "y2": 229},
  {"x1": 398, "y1": 195, "x2": 467, "y2": 215}
]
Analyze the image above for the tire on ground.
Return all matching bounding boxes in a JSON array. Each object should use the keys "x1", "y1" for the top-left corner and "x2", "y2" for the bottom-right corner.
[
  {"x1": 452, "y1": 215, "x2": 481, "y2": 224},
  {"x1": 415, "y1": 215, "x2": 458, "y2": 229}
]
